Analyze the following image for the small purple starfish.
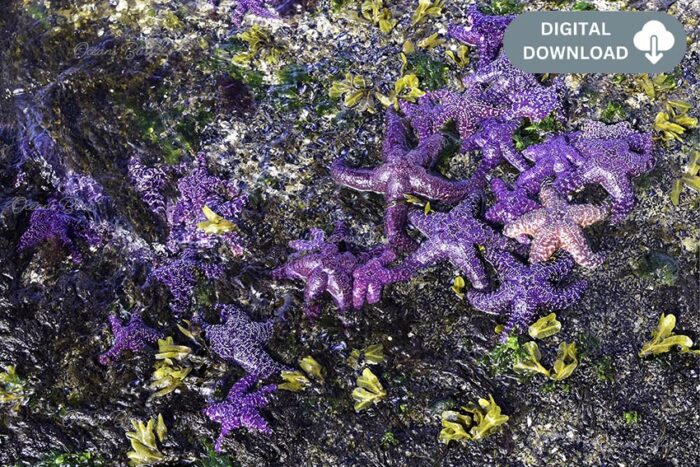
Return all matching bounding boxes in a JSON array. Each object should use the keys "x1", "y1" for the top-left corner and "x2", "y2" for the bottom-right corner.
[
  {"x1": 352, "y1": 193, "x2": 524, "y2": 307},
  {"x1": 99, "y1": 314, "x2": 163, "y2": 365},
  {"x1": 203, "y1": 373, "x2": 276, "y2": 452},
  {"x1": 467, "y1": 249, "x2": 587, "y2": 339},
  {"x1": 272, "y1": 222, "x2": 378, "y2": 318},
  {"x1": 485, "y1": 178, "x2": 540, "y2": 226},
  {"x1": 200, "y1": 304, "x2": 286, "y2": 379},
  {"x1": 148, "y1": 250, "x2": 225, "y2": 316},
  {"x1": 462, "y1": 118, "x2": 529, "y2": 172},
  {"x1": 224, "y1": 0, "x2": 278, "y2": 26},
  {"x1": 516, "y1": 134, "x2": 586, "y2": 196},
  {"x1": 448, "y1": 5, "x2": 516, "y2": 69},
  {"x1": 331, "y1": 109, "x2": 479, "y2": 253},
  {"x1": 18, "y1": 200, "x2": 97, "y2": 263},
  {"x1": 556, "y1": 121, "x2": 655, "y2": 224}
]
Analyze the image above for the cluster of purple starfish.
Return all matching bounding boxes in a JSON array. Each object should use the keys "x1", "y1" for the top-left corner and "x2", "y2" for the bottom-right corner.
[{"x1": 273, "y1": 7, "x2": 654, "y2": 338}]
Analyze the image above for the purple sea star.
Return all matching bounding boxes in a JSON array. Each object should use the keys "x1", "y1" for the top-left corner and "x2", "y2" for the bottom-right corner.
[
  {"x1": 556, "y1": 121, "x2": 655, "y2": 224},
  {"x1": 128, "y1": 156, "x2": 168, "y2": 216},
  {"x1": 148, "y1": 249, "x2": 225, "y2": 316},
  {"x1": 203, "y1": 373, "x2": 276, "y2": 451},
  {"x1": 18, "y1": 200, "x2": 97, "y2": 262},
  {"x1": 98, "y1": 314, "x2": 163, "y2": 365},
  {"x1": 485, "y1": 178, "x2": 540, "y2": 226},
  {"x1": 331, "y1": 109, "x2": 479, "y2": 253},
  {"x1": 352, "y1": 193, "x2": 524, "y2": 308},
  {"x1": 272, "y1": 222, "x2": 378, "y2": 318},
  {"x1": 467, "y1": 249, "x2": 587, "y2": 338},
  {"x1": 462, "y1": 118, "x2": 529, "y2": 171},
  {"x1": 503, "y1": 186, "x2": 608, "y2": 268},
  {"x1": 224, "y1": 0, "x2": 278, "y2": 26},
  {"x1": 448, "y1": 5, "x2": 516, "y2": 69},
  {"x1": 168, "y1": 154, "x2": 246, "y2": 255},
  {"x1": 200, "y1": 304, "x2": 285, "y2": 379},
  {"x1": 516, "y1": 134, "x2": 586, "y2": 196}
]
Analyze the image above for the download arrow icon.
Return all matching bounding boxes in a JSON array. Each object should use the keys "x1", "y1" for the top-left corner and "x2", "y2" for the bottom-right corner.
[{"x1": 645, "y1": 35, "x2": 663, "y2": 64}]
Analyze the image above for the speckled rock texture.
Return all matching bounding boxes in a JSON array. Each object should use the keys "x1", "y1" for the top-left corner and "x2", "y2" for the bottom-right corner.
[{"x1": 0, "y1": 0, "x2": 698, "y2": 466}]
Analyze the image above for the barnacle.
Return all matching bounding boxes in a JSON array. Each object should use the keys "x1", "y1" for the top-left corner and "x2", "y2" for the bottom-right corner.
[
  {"x1": 411, "y1": 0, "x2": 444, "y2": 26},
  {"x1": 197, "y1": 206, "x2": 236, "y2": 235},
  {"x1": 528, "y1": 313, "x2": 561, "y2": 339},
  {"x1": 125, "y1": 414, "x2": 167, "y2": 466},
  {"x1": 299, "y1": 356, "x2": 324, "y2": 383},
  {"x1": 550, "y1": 342, "x2": 578, "y2": 381},
  {"x1": 233, "y1": 25, "x2": 284, "y2": 67},
  {"x1": 439, "y1": 395, "x2": 509, "y2": 444},
  {"x1": 0, "y1": 366, "x2": 30, "y2": 410},
  {"x1": 279, "y1": 370, "x2": 311, "y2": 392},
  {"x1": 329, "y1": 73, "x2": 376, "y2": 113},
  {"x1": 654, "y1": 100, "x2": 698, "y2": 143},
  {"x1": 513, "y1": 341, "x2": 550, "y2": 377},
  {"x1": 352, "y1": 368, "x2": 386, "y2": 411},
  {"x1": 639, "y1": 313, "x2": 698, "y2": 357},
  {"x1": 670, "y1": 151, "x2": 700, "y2": 206}
]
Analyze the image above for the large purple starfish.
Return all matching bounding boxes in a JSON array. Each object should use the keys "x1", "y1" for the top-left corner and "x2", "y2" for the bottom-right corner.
[
  {"x1": 98, "y1": 314, "x2": 163, "y2": 365},
  {"x1": 448, "y1": 5, "x2": 516, "y2": 69},
  {"x1": 200, "y1": 304, "x2": 285, "y2": 379},
  {"x1": 272, "y1": 222, "x2": 378, "y2": 318},
  {"x1": 504, "y1": 186, "x2": 608, "y2": 268},
  {"x1": 331, "y1": 109, "x2": 479, "y2": 253},
  {"x1": 556, "y1": 121, "x2": 655, "y2": 224},
  {"x1": 485, "y1": 178, "x2": 540, "y2": 226},
  {"x1": 516, "y1": 134, "x2": 586, "y2": 196},
  {"x1": 467, "y1": 249, "x2": 587, "y2": 338},
  {"x1": 462, "y1": 118, "x2": 529, "y2": 172},
  {"x1": 352, "y1": 193, "x2": 524, "y2": 307},
  {"x1": 203, "y1": 373, "x2": 276, "y2": 451}
]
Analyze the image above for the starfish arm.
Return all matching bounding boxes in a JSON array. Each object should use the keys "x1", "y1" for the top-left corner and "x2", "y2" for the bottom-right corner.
[
  {"x1": 529, "y1": 229, "x2": 560, "y2": 263},
  {"x1": 382, "y1": 108, "x2": 412, "y2": 158},
  {"x1": 559, "y1": 225, "x2": 603, "y2": 268},
  {"x1": 503, "y1": 210, "x2": 546, "y2": 239},
  {"x1": 449, "y1": 245, "x2": 489, "y2": 289},
  {"x1": 467, "y1": 287, "x2": 512, "y2": 314},
  {"x1": 272, "y1": 256, "x2": 321, "y2": 280},
  {"x1": 502, "y1": 300, "x2": 537, "y2": 337},
  {"x1": 302, "y1": 269, "x2": 328, "y2": 318},
  {"x1": 410, "y1": 133, "x2": 445, "y2": 167},
  {"x1": 484, "y1": 248, "x2": 520, "y2": 272},
  {"x1": 599, "y1": 175, "x2": 634, "y2": 224},
  {"x1": 536, "y1": 252, "x2": 575, "y2": 280},
  {"x1": 410, "y1": 241, "x2": 448, "y2": 271},
  {"x1": 551, "y1": 280, "x2": 588, "y2": 309},
  {"x1": 241, "y1": 411, "x2": 272, "y2": 434},
  {"x1": 330, "y1": 161, "x2": 379, "y2": 192},
  {"x1": 326, "y1": 272, "x2": 353, "y2": 313},
  {"x1": 385, "y1": 203, "x2": 418, "y2": 253},
  {"x1": 516, "y1": 161, "x2": 553, "y2": 195},
  {"x1": 229, "y1": 374, "x2": 257, "y2": 399},
  {"x1": 407, "y1": 210, "x2": 447, "y2": 236},
  {"x1": 569, "y1": 204, "x2": 608, "y2": 227},
  {"x1": 554, "y1": 168, "x2": 584, "y2": 195},
  {"x1": 251, "y1": 319, "x2": 275, "y2": 342},
  {"x1": 500, "y1": 140, "x2": 531, "y2": 172},
  {"x1": 410, "y1": 172, "x2": 477, "y2": 202}
]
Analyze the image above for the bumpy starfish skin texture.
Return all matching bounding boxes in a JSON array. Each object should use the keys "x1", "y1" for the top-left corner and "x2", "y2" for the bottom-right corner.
[
  {"x1": 99, "y1": 314, "x2": 163, "y2": 365},
  {"x1": 463, "y1": 118, "x2": 529, "y2": 171},
  {"x1": 148, "y1": 250, "x2": 225, "y2": 316},
  {"x1": 352, "y1": 194, "x2": 524, "y2": 307},
  {"x1": 229, "y1": 0, "x2": 278, "y2": 26},
  {"x1": 517, "y1": 134, "x2": 585, "y2": 195},
  {"x1": 128, "y1": 156, "x2": 168, "y2": 216},
  {"x1": 557, "y1": 121, "x2": 655, "y2": 224},
  {"x1": 448, "y1": 5, "x2": 516, "y2": 68},
  {"x1": 485, "y1": 179, "x2": 540, "y2": 226},
  {"x1": 201, "y1": 304, "x2": 285, "y2": 379},
  {"x1": 464, "y1": 52, "x2": 563, "y2": 123},
  {"x1": 504, "y1": 186, "x2": 608, "y2": 268},
  {"x1": 273, "y1": 223, "x2": 373, "y2": 318},
  {"x1": 203, "y1": 373, "x2": 276, "y2": 452},
  {"x1": 467, "y1": 249, "x2": 587, "y2": 337},
  {"x1": 331, "y1": 109, "x2": 479, "y2": 252}
]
